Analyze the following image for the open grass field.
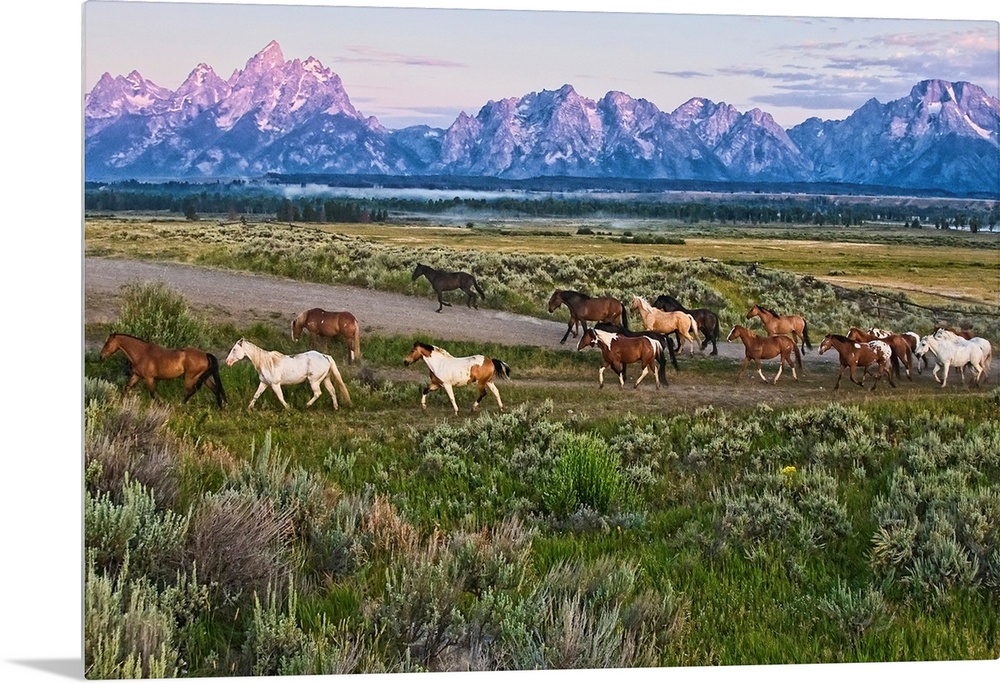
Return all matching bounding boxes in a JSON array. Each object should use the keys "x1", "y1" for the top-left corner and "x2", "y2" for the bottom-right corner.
[{"x1": 83, "y1": 213, "x2": 1000, "y2": 677}]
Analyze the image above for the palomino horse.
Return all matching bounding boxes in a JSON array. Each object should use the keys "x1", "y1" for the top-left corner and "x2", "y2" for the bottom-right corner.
[
  {"x1": 746, "y1": 304, "x2": 811, "y2": 354},
  {"x1": 226, "y1": 338, "x2": 351, "y2": 410},
  {"x1": 403, "y1": 341, "x2": 511, "y2": 414},
  {"x1": 652, "y1": 294, "x2": 721, "y2": 356},
  {"x1": 547, "y1": 290, "x2": 629, "y2": 344},
  {"x1": 577, "y1": 326, "x2": 666, "y2": 389},
  {"x1": 630, "y1": 295, "x2": 698, "y2": 356},
  {"x1": 99, "y1": 332, "x2": 226, "y2": 408},
  {"x1": 412, "y1": 263, "x2": 486, "y2": 313},
  {"x1": 291, "y1": 308, "x2": 361, "y2": 363},
  {"x1": 818, "y1": 334, "x2": 895, "y2": 391},
  {"x1": 914, "y1": 330, "x2": 990, "y2": 388},
  {"x1": 847, "y1": 327, "x2": 910, "y2": 380},
  {"x1": 727, "y1": 325, "x2": 801, "y2": 384}
]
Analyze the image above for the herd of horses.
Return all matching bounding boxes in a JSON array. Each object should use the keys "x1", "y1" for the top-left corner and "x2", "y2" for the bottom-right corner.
[{"x1": 97, "y1": 263, "x2": 994, "y2": 414}]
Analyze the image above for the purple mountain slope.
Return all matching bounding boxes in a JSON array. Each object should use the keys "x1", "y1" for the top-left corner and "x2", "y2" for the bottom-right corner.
[{"x1": 84, "y1": 42, "x2": 1000, "y2": 194}]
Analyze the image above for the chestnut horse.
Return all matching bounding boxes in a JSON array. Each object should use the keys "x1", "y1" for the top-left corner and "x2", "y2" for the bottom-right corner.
[
  {"x1": 818, "y1": 334, "x2": 895, "y2": 391},
  {"x1": 847, "y1": 327, "x2": 909, "y2": 379},
  {"x1": 548, "y1": 290, "x2": 629, "y2": 344},
  {"x1": 652, "y1": 294, "x2": 721, "y2": 356},
  {"x1": 746, "y1": 304, "x2": 812, "y2": 353},
  {"x1": 291, "y1": 308, "x2": 361, "y2": 363},
  {"x1": 577, "y1": 326, "x2": 667, "y2": 389},
  {"x1": 99, "y1": 332, "x2": 226, "y2": 408},
  {"x1": 727, "y1": 325, "x2": 801, "y2": 384},
  {"x1": 631, "y1": 296, "x2": 699, "y2": 356},
  {"x1": 403, "y1": 341, "x2": 511, "y2": 414},
  {"x1": 412, "y1": 263, "x2": 485, "y2": 313}
]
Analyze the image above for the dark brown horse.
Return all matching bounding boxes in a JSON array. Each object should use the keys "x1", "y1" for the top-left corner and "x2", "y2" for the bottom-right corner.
[
  {"x1": 577, "y1": 327, "x2": 665, "y2": 389},
  {"x1": 412, "y1": 263, "x2": 485, "y2": 313},
  {"x1": 847, "y1": 327, "x2": 909, "y2": 379},
  {"x1": 548, "y1": 290, "x2": 629, "y2": 344},
  {"x1": 99, "y1": 332, "x2": 226, "y2": 408},
  {"x1": 652, "y1": 294, "x2": 721, "y2": 356},
  {"x1": 746, "y1": 304, "x2": 812, "y2": 353},
  {"x1": 819, "y1": 334, "x2": 895, "y2": 391},
  {"x1": 291, "y1": 308, "x2": 361, "y2": 363},
  {"x1": 594, "y1": 322, "x2": 679, "y2": 374},
  {"x1": 727, "y1": 325, "x2": 801, "y2": 384}
]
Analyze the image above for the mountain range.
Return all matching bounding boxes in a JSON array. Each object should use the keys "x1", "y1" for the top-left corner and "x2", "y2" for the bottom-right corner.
[{"x1": 84, "y1": 41, "x2": 1000, "y2": 195}]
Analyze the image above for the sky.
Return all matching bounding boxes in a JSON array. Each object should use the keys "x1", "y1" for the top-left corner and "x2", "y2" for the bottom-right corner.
[{"x1": 83, "y1": 1, "x2": 1000, "y2": 130}]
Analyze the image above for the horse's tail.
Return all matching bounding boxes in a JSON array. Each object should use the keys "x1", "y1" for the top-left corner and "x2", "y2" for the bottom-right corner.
[
  {"x1": 196, "y1": 352, "x2": 227, "y2": 408},
  {"x1": 651, "y1": 339, "x2": 669, "y2": 385},
  {"x1": 711, "y1": 313, "x2": 721, "y2": 343},
  {"x1": 688, "y1": 313, "x2": 699, "y2": 338},
  {"x1": 492, "y1": 359, "x2": 512, "y2": 381},
  {"x1": 662, "y1": 333, "x2": 679, "y2": 370},
  {"x1": 802, "y1": 320, "x2": 813, "y2": 350},
  {"x1": 324, "y1": 354, "x2": 352, "y2": 407},
  {"x1": 474, "y1": 278, "x2": 486, "y2": 300},
  {"x1": 619, "y1": 301, "x2": 630, "y2": 331},
  {"x1": 889, "y1": 346, "x2": 902, "y2": 378},
  {"x1": 351, "y1": 325, "x2": 362, "y2": 362}
]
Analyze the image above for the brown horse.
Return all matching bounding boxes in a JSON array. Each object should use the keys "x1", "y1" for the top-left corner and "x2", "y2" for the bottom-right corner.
[
  {"x1": 548, "y1": 290, "x2": 629, "y2": 344},
  {"x1": 291, "y1": 308, "x2": 361, "y2": 363},
  {"x1": 651, "y1": 294, "x2": 721, "y2": 356},
  {"x1": 631, "y1": 296, "x2": 699, "y2": 356},
  {"x1": 818, "y1": 334, "x2": 895, "y2": 391},
  {"x1": 746, "y1": 304, "x2": 812, "y2": 353},
  {"x1": 99, "y1": 332, "x2": 226, "y2": 408},
  {"x1": 403, "y1": 341, "x2": 511, "y2": 414},
  {"x1": 847, "y1": 327, "x2": 909, "y2": 379},
  {"x1": 577, "y1": 327, "x2": 666, "y2": 389},
  {"x1": 727, "y1": 325, "x2": 801, "y2": 384},
  {"x1": 412, "y1": 263, "x2": 485, "y2": 313}
]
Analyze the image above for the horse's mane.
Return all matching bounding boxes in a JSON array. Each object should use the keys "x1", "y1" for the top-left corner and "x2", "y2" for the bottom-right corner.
[
  {"x1": 827, "y1": 334, "x2": 851, "y2": 343},
  {"x1": 111, "y1": 332, "x2": 147, "y2": 342},
  {"x1": 757, "y1": 305, "x2": 780, "y2": 317}
]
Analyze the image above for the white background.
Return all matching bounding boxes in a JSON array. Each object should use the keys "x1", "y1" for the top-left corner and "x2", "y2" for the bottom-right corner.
[{"x1": 2, "y1": 1, "x2": 996, "y2": 682}]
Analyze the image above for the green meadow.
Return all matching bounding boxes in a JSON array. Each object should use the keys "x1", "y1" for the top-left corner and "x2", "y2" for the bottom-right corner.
[{"x1": 83, "y1": 216, "x2": 999, "y2": 677}]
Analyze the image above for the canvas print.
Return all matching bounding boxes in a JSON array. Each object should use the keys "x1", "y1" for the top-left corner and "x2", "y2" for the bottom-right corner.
[{"x1": 83, "y1": 1, "x2": 1000, "y2": 678}]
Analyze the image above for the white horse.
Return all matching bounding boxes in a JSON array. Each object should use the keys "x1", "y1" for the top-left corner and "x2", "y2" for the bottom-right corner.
[
  {"x1": 225, "y1": 337, "x2": 351, "y2": 409},
  {"x1": 932, "y1": 328, "x2": 992, "y2": 378},
  {"x1": 403, "y1": 341, "x2": 510, "y2": 414},
  {"x1": 914, "y1": 334, "x2": 987, "y2": 388}
]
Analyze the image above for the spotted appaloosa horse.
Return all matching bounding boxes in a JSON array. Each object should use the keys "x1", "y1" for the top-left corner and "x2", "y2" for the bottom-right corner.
[
  {"x1": 819, "y1": 334, "x2": 895, "y2": 391},
  {"x1": 403, "y1": 341, "x2": 511, "y2": 414}
]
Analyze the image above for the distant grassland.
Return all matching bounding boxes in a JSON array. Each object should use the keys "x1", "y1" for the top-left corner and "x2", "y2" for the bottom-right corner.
[{"x1": 85, "y1": 216, "x2": 1000, "y2": 309}]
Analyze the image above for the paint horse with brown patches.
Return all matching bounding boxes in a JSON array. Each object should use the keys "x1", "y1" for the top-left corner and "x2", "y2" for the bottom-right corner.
[
  {"x1": 726, "y1": 325, "x2": 801, "y2": 384},
  {"x1": 847, "y1": 327, "x2": 910, "y2": 380},
  {"x1": 818, "y1": 334, "x2": 895, "y2": 391},
  {"x1": 577, "y1": 326, "x2": 667, "y2": 389},
  {"x1": 291, "y1": 308, "x2": 361, "y2": 363},
  {"x1": 746, "y1": 304, "x2": 812, "y2": 354},
  {"x1": 403, "y1": 342, "x2": 511, "y2": 414}
]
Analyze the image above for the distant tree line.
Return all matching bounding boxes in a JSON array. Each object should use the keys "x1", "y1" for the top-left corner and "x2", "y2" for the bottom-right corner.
[{"x1": 83, "y1": 181, "x2": 998, "y2": 230}]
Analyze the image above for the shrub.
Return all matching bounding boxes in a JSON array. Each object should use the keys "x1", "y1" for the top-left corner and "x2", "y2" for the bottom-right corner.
[
  {"x1": 817, "y1": 582, "x2": 890, "y2": 653},
  {"x1": 544, "y1": 432, "x2": 630, "y2": 518},
  {"x1": 113, "y1": 280, "x2": 207, "y2": 348}
]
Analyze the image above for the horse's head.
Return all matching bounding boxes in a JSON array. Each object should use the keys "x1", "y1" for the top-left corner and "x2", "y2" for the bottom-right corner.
[
  {"x1": 746, "y1": 305, "x2": 760, "y2": 319},
  {"x1": 411, "y1": 264, "x2": 425, "y2": 281},
  {"x1": 818, "y1": 335, "x2": 835, "y2": 355},
  {"x1": 914, "y1": 336, "x2": 933, "y2": 357},
  {"x1": 99, "y1": 333, "x2": 120, "y2": 360},
  {"x1": 576, "y1": 328, "x2": 598, "y2": 351},
  {"x1": 653, "y1": 295, "x2": 678, "y2": 311},
  {"x1": 547, "y1": 290, "x2": 563, "y2": 312},
  {"x1": 290, "y1": 316, "x2": 302, "y2": 341},
  {"x1": 726, "y1": 325, "x2": 744, "y2": 342},
  {"x1": 225, "y1": 338, "x2": 247, "y2": 366},
  {"x1": 404, "y1": 341, "x2": 433, "y2": 366}
]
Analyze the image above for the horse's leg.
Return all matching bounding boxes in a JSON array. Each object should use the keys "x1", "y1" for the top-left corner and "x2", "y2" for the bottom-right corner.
[
  {"x1": 464, "y1": 286, "x2": 477, "y2": 309},
  {"x1": 755, "y1": 358, "x2": 769, "y2": 383},
  {"x1": 124, "y1": 372, "x2": 142, "y2": 394},
  {"x1": 421, "y1": 381, "x2": 440, "y2": 410},
  {"x1": 305, "y1": 379, "x2": 323, "y2": 407},
  {"x1": 561, "y1": 318, "x2": 574, "y2": 344},
  {"x1": 633, "y1": 362, "x2": 650, "y2": 389},
  {"x1": 321, "y1": 376, "x2": 340, "y2": 410},
  {"x1": 940, "y1": 361, "x2": 951, "y2": 388},
  {"x1": 833, "y1": 365, "x2": 844, "y2": 390},
  {"x1": 436, "y1": 288, "x2": 450, "y2": 313},
  {"x1": 248, "y1": 382, "x2": 268, "y2": 409},
  {"x1": 142, "y1": 376, "x2": 159, "y2": 401},
  {"x1": 270, "y1": 384, "x2": 290, "y2": 409},
  {"x1": 442, "y1": 384, "x2": 460, "y2": 415},
  {"x1": 736, "y1": 356, "x2": 750, "y2": 382},
  {"x1": 486, "y1": 381, "x2": 504, "y2": 411},
  {"x1": 472, "y1": 381, "x2": 488, "y2": 412}
]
